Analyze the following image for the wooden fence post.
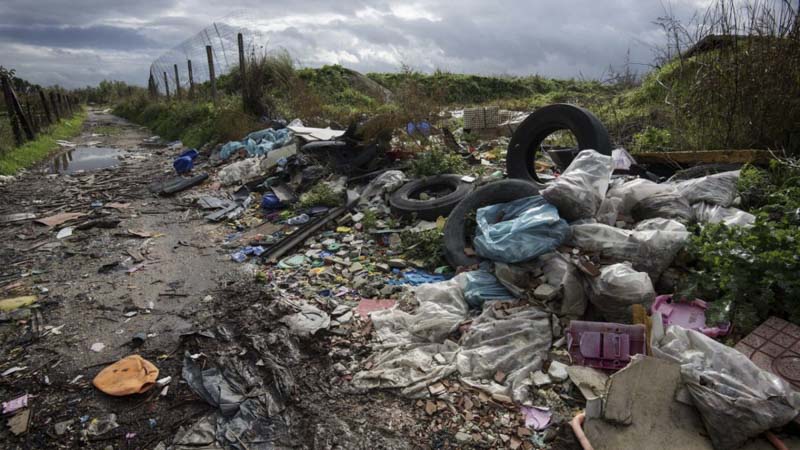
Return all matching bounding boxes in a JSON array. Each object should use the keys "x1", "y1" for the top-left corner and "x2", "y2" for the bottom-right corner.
[
  {"x1": 237, "y1": 32, "x2": 247, "y2": 108},
  {"x1": 49, "y1": 91, "x2": 60, "y2": 120},
  {"x1": 7, "y1": 81, "x2": 34, "y2": 140},
  {"x1": 1, "y1": 76, "x2": 24, "y2": 146},
  {"x1": 187, "y1": 60, "x2": 194, "y2": 100},
  {"x1": 148, "y1": 73, "x2": 156, "y2": 98},
  {"x1": 206, "y1": 45, "x2": 217, "y2": 105},
  {"x1": 173, "y1": 64, "x2": 181, "y2": 100},
  {"x1": 163, "y1": 72, "x2": 170, "y2": 100},
  {"x1": 38, "y1": 89, "x2": 53, "y2": 125},
  {"x1": 25, "y1": 100, "x2": 39, "y2": 133}
]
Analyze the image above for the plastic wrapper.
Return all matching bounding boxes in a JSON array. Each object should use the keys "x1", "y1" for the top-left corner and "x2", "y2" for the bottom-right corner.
[
  {"x1": 652, "y1": 319, "x2": 800, "y2": 450},
  {"x1": 359, "y1": 170, "x2": 406, "y2": 204},
  {"x1": 541, "y1": 149, "x2": 613, "y2": 221},
  {"x1": 463, "y1": 270, "x2": 515, "y2": 308},
  {"x1": 473, "y1": 196, "x2": 570, "y2": 264},
  {"x1": 611, "y1": 148, "x2": 636, "y2": 171},
  {"x1": 569, "y1": 223, "x2": 689, "y2": 281},
  {"x1": 693, "y1": 202, "x2": 755, "y2": 227},
  {"x1": 631, "y1": 192, "x2": 694, "y2": 223},
  {"x1": 540, "y1": 252, "x2": 588, "y2": 317},
  {"x1": 606, "y1": 178, "x2": 678, "y2": 217},
  {"x1": 595, "y1": 197, "x2": 622, "y2": 226},
  {"x1": 674, "y1": 170, "x2": 740, "y2": 206},
  {"x1": 219, "y1": 128, "x2": 293, "y2": 160},
  {"x1": 634, "y1": 218, "x2": 689, "y2": 232},
  {"x1": 587, "y1": 263, "x2": 655, "y2": 323}
]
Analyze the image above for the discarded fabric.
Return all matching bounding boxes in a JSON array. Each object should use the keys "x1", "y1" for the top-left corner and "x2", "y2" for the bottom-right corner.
[
  {"x1": 219, "y1": 128, "x2": 293, "y2": 160},
  {"x1": 92, "y1": 355, "x2": 159, "y2": 396}
]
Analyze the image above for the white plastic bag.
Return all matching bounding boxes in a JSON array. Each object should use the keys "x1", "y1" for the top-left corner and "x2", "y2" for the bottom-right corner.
[
  {"x1": 569, "y1": 223, "x2": 689, "y2": 281},
  {"x1": 652, "y1": 320, "x2": 800, "y2": 450},
  {"x1": 693, "y1": 202, "x2": 755, "y2": 227},
  {"x1": 631, "y1": 192, "x2": 694, "y2": 223},
  {"x1": 674, "y1": 170, "x2": 740, "y2": 206},
  {"x1": 606, "y1": 178, "x2": 678, "y2": 217},
  {"x1": 541, "y1": 252, "x2": 588, "y2": 317},
  {"x1": 541, "y1": 149, "x2": 613, "y2": 221},
  {"x1": 588, "y1": 263, "x2": 655, "y2": 323}
]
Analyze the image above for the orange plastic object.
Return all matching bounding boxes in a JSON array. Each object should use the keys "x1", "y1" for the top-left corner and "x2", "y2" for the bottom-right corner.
[
  {"x1": 570, "y1": 412, "x2": 594, "y2": 450},
  {"x1": 92, "y1": 355, "x2": 159, "y2": 396}
]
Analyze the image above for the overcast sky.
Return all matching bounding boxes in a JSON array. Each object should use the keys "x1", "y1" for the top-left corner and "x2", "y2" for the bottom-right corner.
[{"x1": 0, "y1": 0, "x2": 716, "y2": 88}]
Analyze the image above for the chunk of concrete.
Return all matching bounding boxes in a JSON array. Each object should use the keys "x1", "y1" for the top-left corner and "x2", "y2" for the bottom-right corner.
[
  {"x1": 566, "y1": 365, "x2": 608, "y2": 419},
  {"x1": 583, "y1": 356, "x2": 712, "y2": 450},
  {"x1": 547, "y1": 361, "x2": 568, "y2": 382},
  {"x1": 531, "y1": 370, "x2": 551, "y2": 387}
]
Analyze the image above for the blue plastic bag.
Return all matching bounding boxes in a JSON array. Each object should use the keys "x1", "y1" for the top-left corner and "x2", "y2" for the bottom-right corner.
[
  {"x1": 464, "y1": 270, "x2": 515, "y2": 308},
  {"x1": 473, "y1": 195, "x2": 569, "y2": 263}
]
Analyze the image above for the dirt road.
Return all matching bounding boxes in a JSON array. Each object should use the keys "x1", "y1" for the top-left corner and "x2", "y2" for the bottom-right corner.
[{"x1": 0, "y1": 109, "x2": 426, "y2": 449}]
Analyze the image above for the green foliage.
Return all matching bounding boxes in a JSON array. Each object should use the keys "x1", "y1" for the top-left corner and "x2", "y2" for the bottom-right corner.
[
  {"x1": 631, "y1": 126, "x2": 673, "y2": 152},
  {"x1": 0, "y1": 109, "x2": 87, "y2": 174},
  {"x1": 682, "y1": 216, "x2": 800, "y2": 333},
  {"x1": 299, "y1": 182, "x2": 343, "y2": 208},
  {"x1": 400, "y1": 228, "x2": 446, "y2": 269},
  {"x1": 410, "y1": 146, "x2": 467, "y2": 178},
  {"x1": 681, "y1": 161, "x2": 800, "y2": 335},
  {"x1": 360, "y1": 209, "x2": 378, "y2": 231}
]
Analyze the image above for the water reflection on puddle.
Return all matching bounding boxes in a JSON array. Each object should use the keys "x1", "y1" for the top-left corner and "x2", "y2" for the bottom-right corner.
[{"x1": 48, "y1": 147, "x2": 127, "y2": 174}]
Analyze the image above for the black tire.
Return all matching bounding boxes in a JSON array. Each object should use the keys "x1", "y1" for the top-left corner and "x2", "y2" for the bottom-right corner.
[
  {"x1": 506, "y1": 104, "x2": 612, "y2": 182},
  {"x1": 668, "y1": 163, "x2": 742, "y2": 182},
  {"x1": 443, "y1": 179, "x2": 542, "y2": 268},
  {"x1": 390, "y1": 174, "x2": 473, "y2": 220}
]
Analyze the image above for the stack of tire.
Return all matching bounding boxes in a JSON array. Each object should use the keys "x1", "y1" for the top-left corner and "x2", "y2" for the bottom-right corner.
[{"x1": 390, "y1": 104, "x2": 614, "y2": 268}]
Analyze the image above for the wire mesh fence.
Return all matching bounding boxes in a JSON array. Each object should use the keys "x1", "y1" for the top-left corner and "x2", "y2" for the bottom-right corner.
[{"x1": 149, "y1": 11, "x2": 288, "y2": 96}]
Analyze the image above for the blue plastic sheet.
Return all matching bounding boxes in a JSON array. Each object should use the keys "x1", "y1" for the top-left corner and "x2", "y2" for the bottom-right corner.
[
  {"x1": 387, "y1": 269, "x2": 449, "y2": 286},
  {"x1": 464, "y1": 270, "x2": 515, "y2": 308},
  {"x1": 473, "y1": 196, "x2": 569, "y2": 263},
  {"x1": 219, "y1": 128, "x2": 293, "y2": 160}
]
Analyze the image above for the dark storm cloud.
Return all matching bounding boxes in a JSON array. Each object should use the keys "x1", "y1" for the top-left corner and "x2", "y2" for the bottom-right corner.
[
  {"x1": 0, "y1": 24, "x2": 158, "y2": 50},
  {"x1": 0, "y1": 0, "x2": 717, "y2": 88}
]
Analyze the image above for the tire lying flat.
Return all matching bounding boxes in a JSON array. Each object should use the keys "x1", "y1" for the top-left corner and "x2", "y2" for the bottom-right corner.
[
  {"x1": 507, "y1": 104, "x2": 612, "y2": 182},
  {"x1": 443, "y1": 179, "x2": 542, "y2": 268},
  {"x1": 389, "y1": 174, "x2": 473, "y2": 221}
]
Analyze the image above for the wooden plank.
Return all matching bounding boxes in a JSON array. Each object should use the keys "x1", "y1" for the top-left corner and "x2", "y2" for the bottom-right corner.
[
  {"x1": 632, "y1": 149, "x2": 775, "y2": 166},
  {"x1": 49, "y1": 91, "x2": 60, "y2": 120},
  {"x1": 206, "y1": 45, "x2": 217, "y2": 105}
]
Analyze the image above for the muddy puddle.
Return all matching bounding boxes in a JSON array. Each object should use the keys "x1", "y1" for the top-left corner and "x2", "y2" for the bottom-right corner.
[{"x1": 47, "y1": 146, "x2": 127, "y2": 174}]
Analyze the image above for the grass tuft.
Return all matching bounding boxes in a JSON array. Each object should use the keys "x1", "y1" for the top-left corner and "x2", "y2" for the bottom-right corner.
[{"x1": 0, "y1": 109, "x2": 87, "y2": 175}]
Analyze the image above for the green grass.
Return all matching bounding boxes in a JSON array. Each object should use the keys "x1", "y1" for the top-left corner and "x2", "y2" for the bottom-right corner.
[{"x1": 0, "y1": 109, "x2": 87, "y2": 175}]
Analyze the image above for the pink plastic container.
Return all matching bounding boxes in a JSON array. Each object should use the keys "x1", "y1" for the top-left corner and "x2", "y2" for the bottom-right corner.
[
  {"x1": 566, "y1": 321, "x2": 646, "y2": 371},
  {"x1": 651, "y1": 295, "x2": 730, "y2": 337}
]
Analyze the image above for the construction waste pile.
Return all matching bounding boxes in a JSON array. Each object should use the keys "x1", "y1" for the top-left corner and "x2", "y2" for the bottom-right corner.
[{"x1": 2, "y1": 103, "x2": 798, "y2": 450}]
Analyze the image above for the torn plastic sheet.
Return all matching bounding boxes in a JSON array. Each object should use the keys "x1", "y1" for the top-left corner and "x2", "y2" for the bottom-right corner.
[
  {"x1": 674, "y1": 170, "x2": 740, "y2": 207},
  {"x1": 354, "y1": 275, "x2": 552, "y2": 403},
  {"x1": 631, "y1": 192, "x2": 694, "y2": 223},
  {"x1": 463, "y1": 270, "x2": 515, "y2": 308},
  {"x1": 569, "y1": 222, "x2": 689, "y2": 281},
  {"x1": 218, "y1": 157, "x2": 264, "y2": 186},
  {"x1": 473, "y1": 196, "x2": 569, "y2": 264},
  {"x1": 587, "y1": 263, "x2": 655, "y2": 324},
  {"x1": 181, "y1": 355, "x2": 288, "y2": 450},
  {"x1": 693, "y1": 202, "x2": 755, "y2": 227},
  {"x1": 540, "y1": 252, "x2": 588, "y2": 317},
  {"x1": 541, "y1": 149, "x2": 613, "y2": 221},
  {"x1": 359, "y1": 170, "x2": 407, "y2": 204},
  {"x1": 651, "y1": 320, "x2": 800, "y2": 450},
  {"x1": 494, "y1": 261, "x2": 542, "y2": 298},
  {"x1": 607, "y1": 178, "x2": 678, "y2": 217},
  {"x1": 279, "y1": 302, "x2": 330, "y2": 337}
]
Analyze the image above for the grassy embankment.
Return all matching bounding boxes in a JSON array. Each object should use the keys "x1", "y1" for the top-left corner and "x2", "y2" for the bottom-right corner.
[{"x1": 0, "y1": 109, "x2": 87, "y2": 175}]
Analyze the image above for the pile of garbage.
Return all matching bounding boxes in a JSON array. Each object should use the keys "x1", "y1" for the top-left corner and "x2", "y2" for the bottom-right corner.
[{"x1": 97, "y1": 103, "x2": 797, "y2": 449}]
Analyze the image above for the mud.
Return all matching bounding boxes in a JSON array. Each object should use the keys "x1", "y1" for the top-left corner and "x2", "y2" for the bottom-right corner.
[{"x1": 0, "y1": 110, "x2": 429, "y2": 449}]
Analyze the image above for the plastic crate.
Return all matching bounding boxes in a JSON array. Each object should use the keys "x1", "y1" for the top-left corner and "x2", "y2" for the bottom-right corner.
[{"x1": 567, "y1": 320, "x2": 647, "y2": 371}]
